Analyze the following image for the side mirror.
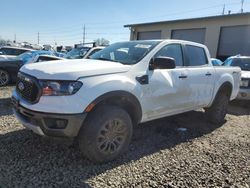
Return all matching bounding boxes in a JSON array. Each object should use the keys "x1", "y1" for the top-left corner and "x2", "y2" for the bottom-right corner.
[{"x1": 149, "y1": 57, "x2": 176, "y2": 70}]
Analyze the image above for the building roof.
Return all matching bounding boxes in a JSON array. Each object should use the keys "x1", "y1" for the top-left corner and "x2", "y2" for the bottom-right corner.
[{"x1": 124, "y1": 12, "x2": 250, "y2": 27}]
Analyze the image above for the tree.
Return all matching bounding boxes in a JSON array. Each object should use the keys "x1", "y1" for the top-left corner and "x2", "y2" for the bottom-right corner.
[
  {"x1": 94, "y1": 38, "x2": 110, "y2": 46},
  {"x1": 0, "y1": 36, "x2": 11, "y2": 46}
]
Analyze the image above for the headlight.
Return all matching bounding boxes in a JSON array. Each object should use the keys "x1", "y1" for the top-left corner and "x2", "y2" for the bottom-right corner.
[
  {"x1": 240, "y1": 79, "x2": 249, "y2": 87},
  {"x1": 39, "y1": 80, "x2": 83, "y2": 96}
]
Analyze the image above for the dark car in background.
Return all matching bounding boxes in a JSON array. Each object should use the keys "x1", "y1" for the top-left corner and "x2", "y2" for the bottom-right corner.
[
  {"x1": 0, "y1": 46, "x2": 33, "y2": 60},
  {"x1": 223, "y1": 55, "x2": 250, "y2": 100},
  {"x1": 0, "y1": 50, "x2": 58, "y2": 86}
]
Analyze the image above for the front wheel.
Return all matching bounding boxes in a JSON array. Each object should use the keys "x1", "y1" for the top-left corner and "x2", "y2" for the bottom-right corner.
[
  {"x1": 204, "y1": 93, "x2": 229, "y2": 124},
  {"x1": 0, "y1": 69, "x2": 10, "y2": 87},
  {"x1": 78, "y1": 105, "x2": 133, "y2": 163}
]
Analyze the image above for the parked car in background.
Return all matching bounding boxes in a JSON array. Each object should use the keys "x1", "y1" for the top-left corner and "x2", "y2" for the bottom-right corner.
[
  {"x1": 211, "y1": 58, "x2": 223, "y2": 66},
  {"x1": 0, "y1": 46, "x2": 33, "y2": 60},
  {"x1": 65, "y1": 46, "x2": 105, "y2": 59},
  {"x1": 12, "y1": 40, "x2": 241, "y2": 163},
  {"x1": 0, "y1": 50, "x2": 58, "y2": 86},
  {"x1": 223, "y1": 55, "x2": 250, "y2": 100}
]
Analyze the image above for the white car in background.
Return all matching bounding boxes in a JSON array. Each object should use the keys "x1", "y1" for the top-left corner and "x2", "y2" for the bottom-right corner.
[{"x1": 224, "y1": 56, "x2": 250, "y2": 100}]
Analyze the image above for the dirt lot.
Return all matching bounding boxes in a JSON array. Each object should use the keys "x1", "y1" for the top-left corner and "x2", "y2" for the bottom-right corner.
[{"x1": 0, "y1": 86, "x2": 249, "y2": 188}]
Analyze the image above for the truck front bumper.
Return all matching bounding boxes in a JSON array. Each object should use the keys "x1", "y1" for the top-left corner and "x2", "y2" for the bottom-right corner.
[
  {"x1": 12, "y1": 97, "x2": 87, "y2": 138},
  {"x1": 236, "y1": 88, "x2": 250, "y2": 100}
]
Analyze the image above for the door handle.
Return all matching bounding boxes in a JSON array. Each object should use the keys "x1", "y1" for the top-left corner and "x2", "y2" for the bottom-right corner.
[
  {"x1": 179, "y1": 75, "x2": 188, "y2": 79},
  {"x1": 205, "y1": 72, "x2": 212, "y2": 76}
]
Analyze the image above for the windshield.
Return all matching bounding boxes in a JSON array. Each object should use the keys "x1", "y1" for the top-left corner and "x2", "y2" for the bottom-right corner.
[
  {"x1": 90, "y1": 41, "x2": 160, "y2": 65},
  {"x1": 65, "y1": 47, "x2": 90, "y2": 59},
  {"x1": 231, "y1": 58, "x2": 250, "y2": 71}
]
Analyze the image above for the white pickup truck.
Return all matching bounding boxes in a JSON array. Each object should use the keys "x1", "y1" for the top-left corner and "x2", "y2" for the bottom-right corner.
[{"x1": 12, "y1": 40, "x2": 241, "y2": 163}]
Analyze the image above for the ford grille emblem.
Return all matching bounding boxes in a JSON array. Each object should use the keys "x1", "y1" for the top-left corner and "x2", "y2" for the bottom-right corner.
[{"x1": 18, "y1": 82, "x2": 25, "y2": 91}]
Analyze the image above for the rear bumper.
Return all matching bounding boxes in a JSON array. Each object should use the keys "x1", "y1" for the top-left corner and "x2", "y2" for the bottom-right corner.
[
  {"x1": 12, "y1": 100, "x2": 87, "y2": 138},
  {"x1": 236, "y1": 88, "x2": 250, "y2": 100}
]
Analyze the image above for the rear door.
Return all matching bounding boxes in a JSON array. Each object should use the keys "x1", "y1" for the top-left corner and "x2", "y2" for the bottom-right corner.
[{"x1": 184, "y1": 45, "x2": 214, "y2": 107}]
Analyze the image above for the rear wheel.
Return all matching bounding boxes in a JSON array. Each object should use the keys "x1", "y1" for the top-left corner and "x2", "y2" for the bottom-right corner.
[
  {"x1": 78, "y1": 105, "x2": 133, "y2": 163},
  {"x1": 0, "y1": 69, "x2": 10, "y2": 87},
  {"x1": 205, "y1": 93, "x2": 229, "y2": 124}
]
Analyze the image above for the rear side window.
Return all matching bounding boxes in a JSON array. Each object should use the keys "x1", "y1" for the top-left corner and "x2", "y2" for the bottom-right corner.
[
  {"x1": 186, "y1": 45, "x2": 208, "y2": 66},
  {"x1": 231, "y1": 58, "x2": 250, "y2": 71},
  {"x1": 154, "y1": 44, "x2": 183, "y2": 66}
]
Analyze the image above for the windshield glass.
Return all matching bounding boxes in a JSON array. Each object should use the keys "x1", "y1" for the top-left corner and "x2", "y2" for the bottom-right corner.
[
  {"x1": 65, "y1": 47, "x2": 90, "y2": 59},
  {"x1": 90, "y1": 41, "x2": 160, "y2": 64},
  {"x1": 231, "y1": 58, "x2": 250, "y2": 71}
]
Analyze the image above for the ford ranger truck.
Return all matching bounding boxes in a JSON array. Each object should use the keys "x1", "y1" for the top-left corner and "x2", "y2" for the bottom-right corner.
[{"x1": 12, "y1": 40, "x2": 241, "y2": 163}]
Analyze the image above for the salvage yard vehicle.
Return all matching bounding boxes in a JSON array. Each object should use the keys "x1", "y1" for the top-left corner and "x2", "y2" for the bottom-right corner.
[
  {"x1": 0, "y1": 46, "x2": 33, "y2": 60},
  {"x1": 65, "y1": 45, "x2": 105, "y2": 59},
  {"x1": 223, "y1": 55, "x2": 250, "y2": 100},
  {"x1": 12, "y1": 40, "x2": 241, "y2": 163},
  {"x1": 0, "y1": 50, "x2": 58, "y2": 86}
]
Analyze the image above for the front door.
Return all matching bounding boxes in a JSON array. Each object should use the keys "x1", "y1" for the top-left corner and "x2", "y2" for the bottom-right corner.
[{"x1": 142, "y1": 44, "x2": 193, "y2": 120}]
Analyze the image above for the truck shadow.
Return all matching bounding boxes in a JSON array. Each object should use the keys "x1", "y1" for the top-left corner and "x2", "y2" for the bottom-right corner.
[
  {"x1": 0, "y1": 110, "x2": 224, "y2": 187},
  {"x1": 228, "y1": 100, "x2": 250, "y2": 116}
]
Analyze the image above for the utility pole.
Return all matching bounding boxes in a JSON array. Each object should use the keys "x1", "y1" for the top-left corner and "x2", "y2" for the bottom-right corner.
[
  {"x1": 241, "y1": 0, "x2": 244, "y2": 13},
  {"x1": 14, "y1": 33, "x2": 16, "y2": 43},
  {"x1": 222, "y1": 4, "x2": 225, "y2": 15},
  {"x1": 38, "y1": 32, "x2": 40, "y2": 45},
  {"x1": 83, "y1": 24, "x2": 85, "y2": 44}
]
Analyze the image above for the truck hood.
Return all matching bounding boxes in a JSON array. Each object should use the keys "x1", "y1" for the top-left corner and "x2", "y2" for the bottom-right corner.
[
  {"x1": 241, "y1": 70, "x2": 250, "y2": 79},
  {"x1": 20, "y1": 59, "x2": 131, "y2": 80}
]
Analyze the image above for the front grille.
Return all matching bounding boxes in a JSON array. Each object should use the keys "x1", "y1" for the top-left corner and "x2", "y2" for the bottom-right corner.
[{"x1": 16, "y1": 73, "x2": 40, "y2": 103}]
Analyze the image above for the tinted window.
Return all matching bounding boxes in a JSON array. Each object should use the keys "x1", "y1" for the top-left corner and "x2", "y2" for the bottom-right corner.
[
  {"x1": 0, "y1": 48, "x2": 15, "y2": 55},
  {"x1": 154, "y1": 44, "x2": 183, "y2": 66},
  {"x1": 0, "y1": 48, "x2": 28, "y2": 56},
  {"x1": 231, "y1": 58, "x2": 250, "y2": 71},
  {"x1": 186, "y1": 45, "x2": 207, "y2": 66}
]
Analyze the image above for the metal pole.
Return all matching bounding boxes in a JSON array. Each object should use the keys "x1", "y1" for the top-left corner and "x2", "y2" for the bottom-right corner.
[
  {"x1": 38, "y1": 32, "x2": 40, "y2": 45},
  {"x1": 83, "y1": 25, "x2": 85, "y2": 44}
]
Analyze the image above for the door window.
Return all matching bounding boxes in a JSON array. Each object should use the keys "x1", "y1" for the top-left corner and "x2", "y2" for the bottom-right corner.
[
  {"x1": 186, "y1": 45, "x2": 208, "y2": 66},
  {"x1": 154, "y1": 44, "x2": 184, "y2": 66}
]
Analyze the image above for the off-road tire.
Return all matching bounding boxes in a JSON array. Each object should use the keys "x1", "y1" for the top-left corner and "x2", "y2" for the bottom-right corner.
[
  {"x1": 0, "y1": 69, "x2": 10, "y2": 87},
  {"x1": 78, "y1": 105, "x2": 133, "y2": 163},
  {"x1": 205, "y1": 93, "x2": 229, "y2": 124}
]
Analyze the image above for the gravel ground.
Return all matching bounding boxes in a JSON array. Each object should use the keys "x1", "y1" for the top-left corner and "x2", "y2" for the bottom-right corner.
[{"x1": 0, "y1": 86, "x2": 249, "y2": 188}]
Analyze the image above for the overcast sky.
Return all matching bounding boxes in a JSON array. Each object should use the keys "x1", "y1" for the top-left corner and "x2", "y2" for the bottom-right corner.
[{"x1": 1, "y1": 0, "x2": 249, "y2": 46}]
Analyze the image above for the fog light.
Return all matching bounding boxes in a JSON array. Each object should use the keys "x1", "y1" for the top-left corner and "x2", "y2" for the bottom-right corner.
[{"x1": 44, "y1": 118, "x2": 68, "y2": 129}]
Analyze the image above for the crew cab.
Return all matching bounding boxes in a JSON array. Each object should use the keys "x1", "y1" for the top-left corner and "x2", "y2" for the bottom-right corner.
[{"x1": 12, "y1": 40, "x2": 241, "y2": 163}]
